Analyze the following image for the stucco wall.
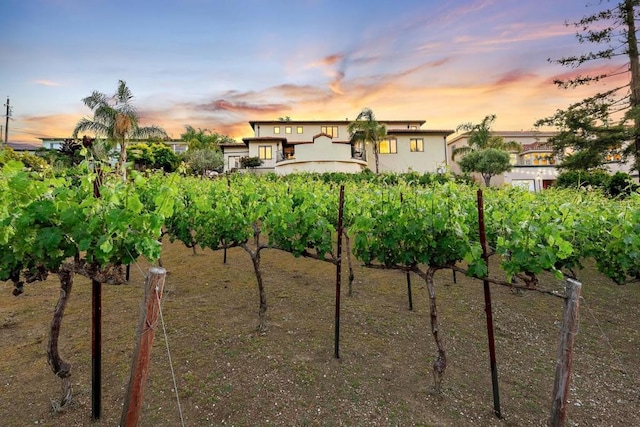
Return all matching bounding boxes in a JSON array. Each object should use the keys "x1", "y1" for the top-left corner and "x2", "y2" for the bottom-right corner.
[
  {"x1": 295, "y1": 135, "x2": 352, "y2": 161},
  {"x1": 275, "y1": 160, "x2": 366, "y2": 175},
  {"x1": 367, "y1": 134, "x2": 447, "y2": 173}
]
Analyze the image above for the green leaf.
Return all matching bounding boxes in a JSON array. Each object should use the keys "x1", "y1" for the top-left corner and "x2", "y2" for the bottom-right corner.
[
  {"x1": 100, "y1": 238, "x2": 113, "y2": 254},
  {"x1": 127, "y1": 193, "x2": 144, "y2": 214}
]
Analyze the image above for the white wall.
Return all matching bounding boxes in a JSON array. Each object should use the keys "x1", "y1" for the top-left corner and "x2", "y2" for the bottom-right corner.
[
  {"x1": 367, "y1": 134, "x2": 448, "y2": 173},
  {"x1": 295, "y1": 135, "x2": 352, "y2": 161},
  {"x1": 222, "y1": 146, "x2": 249, "y2": 172},
  {"x1": 274, "y1": 135, "x2": 365, "y2": 174}
]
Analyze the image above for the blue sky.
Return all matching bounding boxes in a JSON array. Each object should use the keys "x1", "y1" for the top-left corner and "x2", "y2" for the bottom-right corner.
[{"x1": 1, "y1": 0, "x2": 628, "y2": 142}]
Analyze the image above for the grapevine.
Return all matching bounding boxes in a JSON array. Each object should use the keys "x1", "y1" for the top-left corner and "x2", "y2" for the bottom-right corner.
[{"x1": 3, "y1": 164, "x2": 639, "y2": 400}]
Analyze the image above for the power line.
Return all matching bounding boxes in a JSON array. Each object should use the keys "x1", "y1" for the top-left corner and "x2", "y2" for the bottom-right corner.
[{"x1": 3, "y1": 97, "x2": 10, "y2": 148}]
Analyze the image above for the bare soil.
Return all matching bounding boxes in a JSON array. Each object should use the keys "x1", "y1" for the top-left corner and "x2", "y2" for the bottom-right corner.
[{"x1": 1, "y1": 240, "x2": 639, "y2": 426}]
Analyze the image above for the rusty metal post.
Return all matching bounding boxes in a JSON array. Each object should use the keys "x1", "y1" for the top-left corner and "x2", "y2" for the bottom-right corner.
[{"x1": 477, "y1": 189, "x2": 502, "y2": 418}]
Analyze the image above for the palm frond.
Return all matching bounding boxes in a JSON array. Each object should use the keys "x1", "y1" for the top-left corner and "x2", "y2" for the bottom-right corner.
[
  {"x1": 451, "y1": 145, "x2": 473, "y2": 160},
  {"x1": 72, "y1": 118, "x2": 110, "y2": 139},
  {"x1": 115, "y1": 80, "x2": 134, "y2": 104},
  {"x1": 82, "y1": 91, "x2": 108, "y2": 110},
  {"x1": 133, "y1": 125, "x2": 168, "y2": 140}
]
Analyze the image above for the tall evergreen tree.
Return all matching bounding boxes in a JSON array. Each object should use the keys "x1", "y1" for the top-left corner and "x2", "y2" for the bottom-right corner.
[{"x1": 536, "y1": 0, "x2": 640, "y2": 175}]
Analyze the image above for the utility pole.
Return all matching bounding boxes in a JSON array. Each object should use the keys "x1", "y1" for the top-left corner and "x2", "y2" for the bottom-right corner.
[{"x1": 4, "y1": 97, "x2": 10, "y2": 148}]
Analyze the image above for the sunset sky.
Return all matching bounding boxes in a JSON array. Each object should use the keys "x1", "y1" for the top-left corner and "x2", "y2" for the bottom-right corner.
[{"x1": 1, "y1": 0, "x2": 630, "y2": 143}]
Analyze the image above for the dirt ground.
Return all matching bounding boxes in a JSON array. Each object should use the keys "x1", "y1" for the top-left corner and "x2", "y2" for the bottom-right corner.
[{"x1": 1, "y1": 239, "x2": 639, "y2": 426}]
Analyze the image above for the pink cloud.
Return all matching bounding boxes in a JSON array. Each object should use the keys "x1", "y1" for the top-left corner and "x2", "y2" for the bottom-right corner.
[{"x1": 33, "y1": 80, "x2": 61, "y2": 87}]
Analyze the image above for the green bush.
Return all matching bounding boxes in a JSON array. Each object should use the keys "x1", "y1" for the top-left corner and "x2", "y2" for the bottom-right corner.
[
  {"x1": 127, "y1": 142, "x2": 179, "y2": 172},
  {"x1": 0, "y1": 147, "x2": 49, "y2": 171},
  {"x1": 240, "y1": 156, "x2": 263, "y2": 168},
  {"x1": 607, "y1": 172, "x2": 639, "y2": 198},
  {"x1": 555, "y1": 170, "x2": 639, "y2": 199},
  {"x1": 555, "y1": 170, "x2": 611, "y2": 189}
]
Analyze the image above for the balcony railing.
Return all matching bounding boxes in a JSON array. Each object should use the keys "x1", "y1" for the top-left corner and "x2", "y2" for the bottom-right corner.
[{"x1": 274, "y1": 148, "x2": 368, "y2": 163}]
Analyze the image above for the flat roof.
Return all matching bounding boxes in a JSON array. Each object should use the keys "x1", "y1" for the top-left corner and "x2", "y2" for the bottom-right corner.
[
  {"x1": 447, "y1": 130, "x2": 558, "y2": 145},
  {"x1": 250, "y1": 119, "x2": 427, "y2": 130}
]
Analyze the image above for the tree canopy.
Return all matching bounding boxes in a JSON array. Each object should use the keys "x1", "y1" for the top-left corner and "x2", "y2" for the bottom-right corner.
[
  {"x1": 127, "y1": 142, "x2": 179, "y2": 172},
  {"x1": 451, "y1": 114, "x2": 520, "y2": 186},
  {"x1": 180, "y1": 125, "x2": 235, "y2": 151},
  {"x1": 458, "y1": 148, "x2": 512, "y2": 187},
  {"x1": 182, "y1": 148, "x2": 223, "y2": 176},
  {"x1": 536, "y1": 0, "x2": 640, "y2": 175},
  {"x1": 451, "y1": 114, "x2": 521, "y2": 160}
]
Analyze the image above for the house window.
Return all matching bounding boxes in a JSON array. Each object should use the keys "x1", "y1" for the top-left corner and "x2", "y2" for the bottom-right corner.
[
  {"x1": 379, "y1": 138, "x2": 397, "y2": 154},
  {"x1": 284, "y1": 146, "x2": 295, "y2": 159},
  {"x1": 606, "y1": 149, "x2": 622, "y2": 162},
  {"x1": 274, "y1": 126, "x2": 280, "y2": 134},
  {"x1": 258, "y1": 146, "x2": 272, "y2": 160},
  {"x1": 536, "y1": 154, "x2": 555, "y2": 165},
  {"x1": 228, "y1": 156, "x2": 241, "y2": 170},
  {"x1": 297, "y1": 126, "x2": 303, "y2": 134},
  {"x1": 410, "y1": 138, "x2": 424, "y2": 152},
  {"x1": 321, "y1": 126, "x2": 338, "y2": 137},
  {"x1": 285, "y1": 126, "x2": 292, "y2": 134}
]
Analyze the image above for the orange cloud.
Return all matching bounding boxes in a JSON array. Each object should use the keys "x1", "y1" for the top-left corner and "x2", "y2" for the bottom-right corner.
[
  {"x1": 493, "y1": 69, "x2": 538, "y2": 87},
  {"x1": 14, "y1": 113, "x2": 83, "y2": 141},
  {"x1": 306, "y1": 53, "x2": 344, "y2": 69}
]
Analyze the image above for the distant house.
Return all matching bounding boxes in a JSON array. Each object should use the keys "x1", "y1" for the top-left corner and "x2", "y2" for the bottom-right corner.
[
  {"x1": 39, "y1": 137, "x2": 189, "y2": 154},
  {"x1": 221, "y1": 119, "x2": 453, "y2": 174},
  {"x1": 447, "y1": 130, "x2": 636, "y2": 190},
  {"x1": 5, "y1": 141, "x2": 41, "y2": 153},
  {"x1": 447, "y1": 131, "x2": 561, "y2": 191}
]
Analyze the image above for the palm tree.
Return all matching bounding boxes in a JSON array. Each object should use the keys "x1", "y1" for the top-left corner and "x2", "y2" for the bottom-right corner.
[
  {"x1": 451, "y1": 114, "x2": 522, "y2": 160},
  {"x1": 348, "y1": 108, "x2": 387, "y2": 173},
  {"x1": 73, "y1": 80, "x2": 167, "y2": 180}
]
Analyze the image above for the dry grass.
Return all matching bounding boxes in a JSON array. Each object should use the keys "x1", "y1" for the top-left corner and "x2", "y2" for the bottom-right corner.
[{"x1": 1, "y1": 240, "x2": 639, "y2": 426}]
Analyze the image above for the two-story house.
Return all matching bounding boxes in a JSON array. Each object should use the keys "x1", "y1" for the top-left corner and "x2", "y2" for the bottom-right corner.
[
  {"x1": 447, "y1": 131, "x2": 561, "y2": 191},
  {"x1": 448, "y1": 130, "x2": 639, "y2": 190},
  {"x1": 221, "y1": 119, "x2": 453, "y2": 174}
]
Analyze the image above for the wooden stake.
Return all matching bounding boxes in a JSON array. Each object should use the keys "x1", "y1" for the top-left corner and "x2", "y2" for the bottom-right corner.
[
  {"x1": 120, "y1": 267, "x2": 167, "y2": 427},
  {"x1": 550, "y1": 278, "x2": 582, "y2": 427}
]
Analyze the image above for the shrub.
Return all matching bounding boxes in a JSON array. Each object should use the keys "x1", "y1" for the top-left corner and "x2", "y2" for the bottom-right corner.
[
  {"x1": 555, "y1": 170, "x2": 611, "y2": 190},
  {"x1": 606, "y1": 172, "x2": 639, "y2": 198},
  {"x1": 240, "y1": 156, "x2": 263, "y2": 168}
]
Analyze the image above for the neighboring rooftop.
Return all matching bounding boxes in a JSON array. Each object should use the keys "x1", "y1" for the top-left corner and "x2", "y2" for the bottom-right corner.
[{"x1": 4, "y1": 141, "x2": 41, "y2": 151}]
